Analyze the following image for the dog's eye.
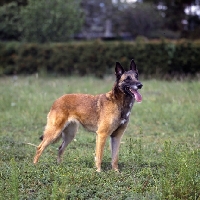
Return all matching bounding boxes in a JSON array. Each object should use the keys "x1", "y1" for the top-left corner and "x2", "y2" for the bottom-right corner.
[{"x1": 135, "y1": 73, "x2": 139, "y2": 80}]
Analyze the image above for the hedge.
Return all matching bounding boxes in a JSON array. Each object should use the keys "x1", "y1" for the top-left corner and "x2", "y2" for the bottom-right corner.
[{"x1": 0, "y1": 40, "x2": 200, "y2": 78}]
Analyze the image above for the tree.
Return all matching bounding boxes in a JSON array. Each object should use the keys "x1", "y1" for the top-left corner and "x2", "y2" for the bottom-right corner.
[
  {"x1": 0, "y1": 2, "x2": 21, "y2": 41},
  {"x1": 80, "y1": 0, "x2": 114, "y2": 39},
  {"x1": 122, "y1": 3, "x2": 164, "y2": 38},
  {"x1": 20, "y1": 0, "x2": 83, "y2": 43},
  {"x1": 0, "y1": 0, "x2": 27, "y2": 6},
  {"x1": 80, "y1": 1, "x2": 166, "y2": 39},
  {"x1": 143, "y1": 0, "x2": 196, "y2": 31}
]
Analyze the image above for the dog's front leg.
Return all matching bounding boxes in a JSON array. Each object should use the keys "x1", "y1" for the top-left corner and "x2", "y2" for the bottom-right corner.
[
  {"x1": 95, "y1": 132, "x2": 108, "y2": 172},
  {"x1": 110, "y1": 124, "x2": 127, "y2": 171}
]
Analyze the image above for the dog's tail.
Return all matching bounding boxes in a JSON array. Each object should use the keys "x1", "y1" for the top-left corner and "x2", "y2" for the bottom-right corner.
[{"x1": 39, "y1": 135, "x2": 43, "y2": 140}]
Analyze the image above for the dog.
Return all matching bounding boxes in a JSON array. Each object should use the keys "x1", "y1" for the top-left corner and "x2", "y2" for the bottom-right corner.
[{"x1": 33, "y1": 59, "x2": 143, "y2": 172}]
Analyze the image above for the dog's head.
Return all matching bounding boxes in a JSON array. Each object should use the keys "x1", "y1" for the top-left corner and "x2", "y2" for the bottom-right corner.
[{"x1": 115, "y1": 59, "x2": 143, "y2": 102}]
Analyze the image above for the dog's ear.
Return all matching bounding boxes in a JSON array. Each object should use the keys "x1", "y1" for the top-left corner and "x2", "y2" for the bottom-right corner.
[
  {"x1": 130, "y1": 59, "x2": 138, "y2": 72},
  {"x1": 115, "y1": 62, "x2": 124, "y2": 79}
]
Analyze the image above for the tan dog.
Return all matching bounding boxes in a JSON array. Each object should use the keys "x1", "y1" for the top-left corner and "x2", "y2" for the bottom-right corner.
[{"x1": 33, "y1": 60, "x2": 143, "y2": 172}]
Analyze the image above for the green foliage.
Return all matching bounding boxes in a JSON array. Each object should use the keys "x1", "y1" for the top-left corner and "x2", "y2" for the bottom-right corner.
[
  {"x1": 0, "y1": 2, "x2": 21, "y2": 41},
  {"x1": 143, "y1": 0, "x2": 194, "y2": 31},
  {"x1": 160, "y1": 142, "x2": 200, "y2": 199},
  {"x1": 10, "y1": 159, "x2": 19, "y2": 200},
  {"x1": 1, "y1": 40, "x2": 200, "y2": 78},
  {"x1": 0, "y1": 77, "x2": 199, "y2": 199},
  {"x1": 123, "y1": 3, "x2": 164, "y2": 38},
  {"x1": 20, "y1": 0, "x2": 83, "y2": 43}
]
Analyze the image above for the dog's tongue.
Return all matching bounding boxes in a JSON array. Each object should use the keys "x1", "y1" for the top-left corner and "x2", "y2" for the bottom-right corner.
[{"x1": 130, "y1": 89, "x2": 142, "y2": 102}]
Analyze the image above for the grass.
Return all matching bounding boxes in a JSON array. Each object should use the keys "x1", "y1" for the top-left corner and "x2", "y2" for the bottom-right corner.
[{"x1": 0, "y1": 75, "x2": 199, "y2": 199}]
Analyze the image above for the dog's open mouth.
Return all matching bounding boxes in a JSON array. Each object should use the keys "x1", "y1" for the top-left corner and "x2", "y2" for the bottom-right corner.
[{"x1": 129, "y1": 88, "x2": 142, "y2": 102}]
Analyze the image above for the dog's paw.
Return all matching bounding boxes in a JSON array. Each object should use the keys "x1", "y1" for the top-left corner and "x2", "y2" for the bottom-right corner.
[
  {"x1": 112, "y1": 167, "x2": 120, "y2": 173},
  {"x1": 96, "y1": 168, "x2": 101, "y2": 172}
]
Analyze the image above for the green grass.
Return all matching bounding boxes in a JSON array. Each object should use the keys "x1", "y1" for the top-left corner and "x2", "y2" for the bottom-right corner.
[{"x1": 0, "y1": 75, "x2": 200, "y2": 199}]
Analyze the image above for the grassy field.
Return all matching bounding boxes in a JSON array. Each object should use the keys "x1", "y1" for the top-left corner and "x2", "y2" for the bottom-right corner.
[{"x1": 0, "y1": 75, "x2": 199, "y2": 199}]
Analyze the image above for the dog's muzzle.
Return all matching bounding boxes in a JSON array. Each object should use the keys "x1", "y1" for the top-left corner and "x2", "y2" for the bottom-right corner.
[{"x1": 127, "y1": 82, "x2": 143, "y2": 102}]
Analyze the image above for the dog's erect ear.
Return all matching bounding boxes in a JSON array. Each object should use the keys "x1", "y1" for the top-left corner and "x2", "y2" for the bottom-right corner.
[
  {"x1": 115, "y1": 62, "x2": 124, "y2": 79},
  {"x1": 130, "y1": 59, "x2": 138, "y2": 72}
]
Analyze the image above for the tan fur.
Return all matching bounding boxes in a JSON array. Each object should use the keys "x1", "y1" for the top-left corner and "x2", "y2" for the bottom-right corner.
[{"x1": 33, "y1": 60, "x2": 142, "y2": 172}]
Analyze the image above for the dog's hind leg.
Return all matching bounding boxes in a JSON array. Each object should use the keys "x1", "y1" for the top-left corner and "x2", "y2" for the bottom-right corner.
[
  {"x1": 33, "y1": 124, "x2": 64, "y2": 164},
  {"x1": 57, "y1": 121, "x2": 79, "y2": 163}
]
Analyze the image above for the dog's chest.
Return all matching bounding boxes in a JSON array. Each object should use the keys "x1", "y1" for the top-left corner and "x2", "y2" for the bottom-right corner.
[{"x1": 120, "y1": 98, "x2": 134, "y2": 125}]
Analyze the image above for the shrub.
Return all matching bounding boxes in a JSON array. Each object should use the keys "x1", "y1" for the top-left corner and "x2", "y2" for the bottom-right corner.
[{"x1": 0, "y1": 40, "x2": 200, "y2": 78}]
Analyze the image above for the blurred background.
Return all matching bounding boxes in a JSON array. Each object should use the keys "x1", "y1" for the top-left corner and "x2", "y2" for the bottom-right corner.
[
  {"x1": 0, "y1": 0, "x2": 200, "y2": 78},
  {"x1": 1, "y1": 0, "x2": 200, "y2": 41}
]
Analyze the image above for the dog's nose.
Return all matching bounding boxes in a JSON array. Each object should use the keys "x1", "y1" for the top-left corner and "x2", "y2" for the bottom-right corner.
[{"x1": 137, "y1": 83, "x2": 143, "y2": 89}]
